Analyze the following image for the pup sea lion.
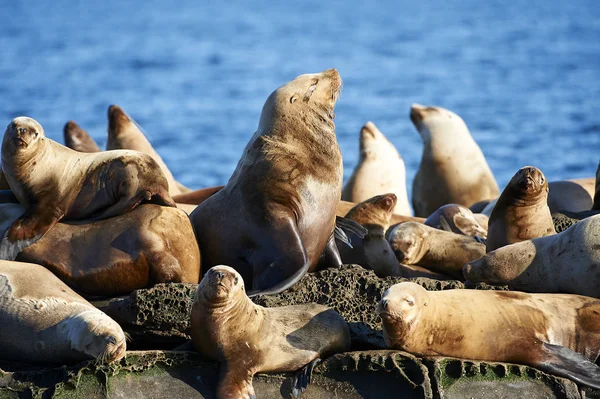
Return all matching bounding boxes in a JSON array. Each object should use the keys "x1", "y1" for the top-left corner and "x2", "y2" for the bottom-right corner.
[
  {"x1": 340, "y1": 193, "x2": 400, "y2": 277},
  {"x1": 424, "y1": 203, "x2": 488, "y2": 239},
  {"x1": 107, "y1": 105, "x2": 190, "y2": 195},
  {"x1": 387, "y1": 222, "x2": 485, "y2": 279},
  {"x1": 464, "y1": 214, "x2": 600, "y2": 298},
  {"x1": 342, "y1": 121, "x2": 411, "y2": 215},
  {"x1": 190, "y1": 69, "x2": 345, "y2": 295},
  {"x1": 410, "y1": 104, "x2": 499, "y2": 217},
  {"x1": 378, "y1": 282, "x2": 600, "y2": 388},
  {"x1": 191, "y1": 266, "x2": 350, "y2": 399},
  {"x1": 486, "y1": 166, "x2": 555, "y2": 252},
  {"x1": 0, "y1": 260, "x2": 127, "y2": 364},
  {"x1": 63, "y1": 120, "x2": 101, "y2": 153},
  {"x1": 0, "y1": 203, "x2": 200, "y2": 297},
  {"x1": 0, "y1": 117, "x2": 175, "y2": 260}
]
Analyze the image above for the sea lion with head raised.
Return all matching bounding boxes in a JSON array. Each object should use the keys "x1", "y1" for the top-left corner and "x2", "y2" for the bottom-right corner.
[
  {"x1": 424, "y1": 203, "x2": 488, "y2": 239},
  {"x1": 387, "y1": 222, "x2": 485, "y2": 279},
  {"x1": 107, "y1": 105, "x2": 190, "y2": 195},
  {"x1": 0, "y1": 203, "x2": 200, "y2": 297},
  {"x1": 342, "y1": 121, "x2": 411, "y2": 215},
  {"x1": 410, "y1": 104, "x2": 499, "y2": 217},
  {"x1": 190, "y1": 69, "x2": 345, "y2": 295},
  {"x1": 0, "y1": 260, "x2": 127, "y2": 364},
  {"x1": 191, "y1": 266, "x2": 350, "y2": 399},
  {"x1": 63, "y1": 120, "x2": 101, "y2": 153},
  {"x1": 0, "y1": 117, "x2": 175, "y2": 260},
  {"x1": 378, "y1": 282, "x2": 600, "y2": 388},
  {"x1": 464, "y1": 214, "x2": 600, "y2": 298},
  {"x1": 486, "y1": 166, "x2": 555, "y2": 252}
]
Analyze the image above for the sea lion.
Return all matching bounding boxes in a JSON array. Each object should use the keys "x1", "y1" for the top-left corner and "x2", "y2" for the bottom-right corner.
[
  {"x1": 0, "y1": 260, "x2": 127, "y2": 364},
  {"x1": 410, "y1": 104, "x2": 499, "y2": 217},
  {"x1": 464, "y1": 214, "x2": 600, "y2": 298},
  {"x1": 378, "y1": 282, "x2": 600, "y2": 388},
  {"x1": 190, "y1": 69, "x2": 345, "y2": 295},
  {"x1": 191, "y1": 266, "x2": 350, "y2": 399},
  {"x1": 341, "y1": 121, "x2": 411, "y2": 215},
  {"x1": 486, "y1": 166, "x2": 555, "y2": 252},
  {"x1": 594, "y1": 161, "x2": 600, "y2": 210},
  {"x1": 547, "y1": 180, "x2": 593, "y2": 214},
  {"x1": 0, "y1": 203, "x2": 200, "y2": 297},
  {"x1": 107, "y1": 105, "x2": 190, "y2": 195},
  {"x1": 339, "y1": 193, "x2": 400, "y2": 277},
  {"x1": 63, "y1": 120, "x2": 101, "y2": 153},
  {"x1": 424, "y1": 204, "x2": 488, "y2": 239},
  {"x1": 0, "y1": 117, "x2": 175, "y2": 260},
  {"x1": 387, "y1": 222, "x2": 485, "y2": 279}
]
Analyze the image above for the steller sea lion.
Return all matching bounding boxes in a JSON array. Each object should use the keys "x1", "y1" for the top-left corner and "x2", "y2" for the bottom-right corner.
[
  {"x1": 410, "y1": 104, "x2": 499, "y2": 217},
  {"x1": 191, "y1": 266, "x2": 350, "y2": 399},
  {"x1": 190, "y1": 69, "x2": 345, "y2": 295},
  {"x1": 0, "y1": 203, "x2": 200, "y2": 297},
  {"x1": 63, "y1": 120, "x2": 101, "y2": 153},
  {"x1": 378, "y1": 282, "x2": 600, "y2": 389},
  {"x1": 341, "y1": 121, "x2": 411, "y2": 215},
  {"x1": 0, "y1": 260, "x2": 127, "y2": 364},
  {"x1": 464, "y1": 214, "x2": 600, "y2": 298},
  {"x1": 387, "y1": 222, "x2": 485, "y2": 279},
  {"x1": 486, "y1": 166, "x2": 555, "y2": 252},
  {"x1": 0, "y1": 117, "x2": 175, "y2": 260},
  {"x1": 424, "y1": 203, "x2": 488, "y2": 239}
]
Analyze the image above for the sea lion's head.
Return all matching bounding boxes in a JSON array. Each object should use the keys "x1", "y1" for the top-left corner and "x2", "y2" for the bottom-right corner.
[
  {"x1": 70, "y1": 310, "x2": 127, "y2": 363},
  {"x1": 259, "y1": 69, "x2": 342, "y2": 130},
  {"x1": 409, "y1": 104, "x2": 467, "y2": 142},
  {"x1": 509, "y1": 166, "x2": 547, "y2": 199},
  {"x1": 3, "y1": 117, "x2": 45, "y2": 155},
  {"x1": 425, "y1": 204, "x2": 488, "y2": 238},
  {"x1": 346, "y1": 193, "x2": 397, "y2": 228},
  {"x1": 196, "y1": 265, "x2": 245, "y2": 304},
  {"x1": 387, "y1": 222, "x2": 427, "y2": 265},
  {"x1": 359, "y1": 121, "x2": 398, "y2": 159},
  {"x1": 378, "y1": 282, "x2": 427, "y2": 346}
]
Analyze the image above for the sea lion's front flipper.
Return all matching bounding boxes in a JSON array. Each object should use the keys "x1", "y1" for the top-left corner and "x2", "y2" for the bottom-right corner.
[
  {"x1": 538, "y1": 342, "x2": 600, "y2": 389},
  {"x1": 217, "y1": 365, "x2": 256, "y2": 399},
  {"x1": 0, "y1": 208, "x2": 62, "y2": 260},
  {"x1": 291, "y1": 358, "x2": 321, "y2": 398},
  {"x1": 452, "y1": 213, "x2": 487, "y2": 238},
  {"x1": 315, "y1": 233, "x2": 343, "y2": 270},
  {"x1": 335, "y1": 216, "x2": 368, "y2": 248},
  {"x1": 247, "y1": 218, "x2": 309, "y2": 297}
]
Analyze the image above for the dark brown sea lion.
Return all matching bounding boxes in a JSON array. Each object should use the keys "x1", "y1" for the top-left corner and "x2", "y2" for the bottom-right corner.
[
  {"x1": 0, "y1": 117, "x2": 175, "y2": 260},
  {"x1": 594, "y1": 161, "x2": 600, "y2": 210},
  {"x1": 191, "y1": 266, "x2": 350, "y2": 399},
  {"x1": 378, "y1": 282, "x2": 600, "y2": 389},
  {"x1": 486, "y1": 166, "x2": 555, "y2": 252},
  {"x1": 63, "y1": 120, "x2": 101, "y2": 153},
  {"x1": 0, "y1": 203, "x2": 200, "y2": 297},
  {"x1": 190, "y1": 69, "x2": 345, "y2": 295},
  {"x1": 0, "y1": 260, "x2": 127, "y2": 364}
]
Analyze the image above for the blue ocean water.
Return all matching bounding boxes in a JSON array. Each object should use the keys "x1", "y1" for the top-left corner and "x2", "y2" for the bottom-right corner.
[{"x1": 0, "y1": 0, "x2": 598, "y2": 195}]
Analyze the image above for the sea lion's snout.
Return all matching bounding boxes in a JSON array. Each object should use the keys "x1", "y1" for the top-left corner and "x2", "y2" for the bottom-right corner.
[
  {"x1": 410, "y1": 104, "x2": 426, "y2": 125},
  {"x1": 361, "y1": 122, "x2": 377, "y2": 140},
  {"x1": 379, "y1": 193, "x2": 397, "y2": 212}
]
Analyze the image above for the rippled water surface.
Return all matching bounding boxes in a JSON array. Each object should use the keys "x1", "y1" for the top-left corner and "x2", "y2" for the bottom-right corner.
[{"x1": 1, "y1": 0, "x2": 598, "y2": 196}]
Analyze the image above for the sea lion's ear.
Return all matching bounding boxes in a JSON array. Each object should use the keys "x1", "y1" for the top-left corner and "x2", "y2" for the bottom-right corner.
[{"x1": 290, "y1": 95, "x2": 299, "y2": 104}]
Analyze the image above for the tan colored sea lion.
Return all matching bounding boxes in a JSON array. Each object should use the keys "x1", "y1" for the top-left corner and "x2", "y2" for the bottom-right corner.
[
  {"x1": 410, "y1": 104, "x2": 499, "y2": 217},
  {"x1": 0, "y1": 203, "x2": 200, "y2": 297},
  {"x1": 191, "y1": 266, "x2": 350, "y2": 399},
  {"x1": 387, "y1": 222, "x2": 485, "y2": 279},
  {"x1": 340, "y1": 193, "x2": 401, "y2": 277},
  {"x1": 424, "y1": 204, "x2": 488, "y2": 239},
  {"x1": 486, "y1": 166, "x2": 555, "y2": 252},
  {"x1": 0, "y1": 260, "x2": 127, "y2": 364},
  {"x1": 342, "y1": 121, "x2": 411, "y2": 215},
  {"x1": 378, "y1": 282, "x2": 600, "y2": 388},
  {"x1": 0, "y1": 117, "x2": 175, "y2": 260},
  {"x1": 63, "y1": 120, "x2": 101, "y2": 153},
  {"x1": 464, "y1": 214, "x2": 600, "y2": 298},
  {"x1": 190, "y1": 69, "x2": 345, "y2": 295},
  {"x1": 107, "y1": 105, "x2": 190, "y2": 195}
]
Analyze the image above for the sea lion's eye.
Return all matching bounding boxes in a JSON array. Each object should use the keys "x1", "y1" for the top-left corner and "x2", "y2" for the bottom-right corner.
[
  {"x1": 405, "y1": 298, "x2": 414, "y2": 306},
  {"x1": 234, "y1": 276, "x2": 239, "y2": 285},
  {"x1": 290, "y1": 95, "x2": 298, "y2": 104},
  {"x1": 540, "y1": 177, "x2": 544, "y2": 184},
  {"x1": 34, "y1": 131, "x2": 38, "y2": 138}
]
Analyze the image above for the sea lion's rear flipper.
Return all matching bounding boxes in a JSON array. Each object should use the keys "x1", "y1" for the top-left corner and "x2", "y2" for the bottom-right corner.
[
  {"x1": 247, "y1": 218, "x2": 310, "y2": 297},
  {"x1": 0, "y1": 209, "x2": 61, "y2": 260},
  {"x1": 291, "y1": 358, "x2": 321, "y2": 398},
  {"x1": 315, "y1": 233, "x2": 343, "y2": 270},
  {"x1": 538, "y1": 342, "x2": 600, "y2": 389},
  {"x1": 335, "y1": 216, "x2": 368, "y2": 248}
]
